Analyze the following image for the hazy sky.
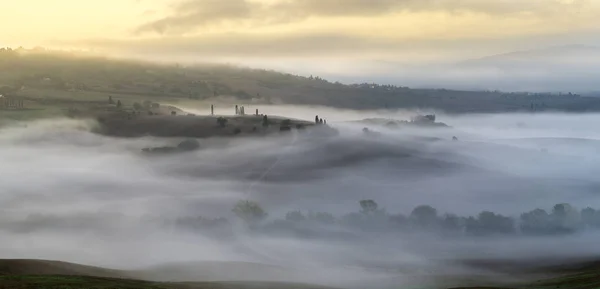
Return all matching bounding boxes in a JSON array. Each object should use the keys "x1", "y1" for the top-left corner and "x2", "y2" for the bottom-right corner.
[
  {"x1": 3, "y1": 0, "x2": 600, "y2": 85},
  {"x1": 3, "y1": 0, "x2": 598, "y2": 57}
]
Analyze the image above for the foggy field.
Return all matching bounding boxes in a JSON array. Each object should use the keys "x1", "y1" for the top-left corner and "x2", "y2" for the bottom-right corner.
[{"x1": 2, "y1": 107, "x2": 600, "y2": 288}]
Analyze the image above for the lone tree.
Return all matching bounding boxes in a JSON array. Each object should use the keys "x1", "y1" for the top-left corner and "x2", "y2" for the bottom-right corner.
[
  {"x1": 315, "y1": 115, "x2": 319, "y2": 124},
  {"x1": 211, "y1": 104, "x2": 214, "y2": 115},
  {"x1": 360, "y1": 200, "x2": 378, "y2": 214},
  {"x1": 256, "y1": 108, "x2": 259, "y2": 116},
  {"x1": 235, "y1": 105, "x2": 239, "y2": 115},
  {"x1": 217, "y1": 117, "x2": 228, "y2": 127},
  {"x1": 108, "y1": 95, "x2": 114, "y2": 104},
  {"x1": 116, "y1": 100, "x2": 122, "y2": 108},
  {"x1": 411, "y1": 205, "x2": 438, "y2": 228},
  {"x1": 233, "y1": 200, "x2": 267, "y2": 226},
  {"x1": 262, "y1": 115, "x2": 269, "y2": 127}
]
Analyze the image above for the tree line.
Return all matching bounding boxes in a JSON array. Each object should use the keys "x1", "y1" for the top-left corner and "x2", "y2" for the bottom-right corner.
[{"x1": 173, "y1": 200, "x2": 600, "y2": 238}]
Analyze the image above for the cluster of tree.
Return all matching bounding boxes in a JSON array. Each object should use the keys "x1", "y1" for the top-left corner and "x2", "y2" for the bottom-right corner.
[
  {"x1": 308, "y1": 75, "x2": 328, "y2": 82},
  {"x1": 235, "y1": 105, "x2": 246, "y2": 115},
  {"x1": 173, "y1": 200, "x2": 600, "y2": 238},
  {"x1": 0, "y1": 47, "x2": 19, "y2": 57},
  {"x1": 314, "y1": 115, "x2": 327, "y2": 125}
]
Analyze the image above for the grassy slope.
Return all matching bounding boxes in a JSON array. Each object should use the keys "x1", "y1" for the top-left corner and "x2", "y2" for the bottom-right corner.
[
  {"x1": 449, "y1": 267, "x2": 600, "y2": 289},
  {"x1": 0, "y1": 276, "x2": 337, "y2": 289},
  {"x1": 0, "y1": 260, "x2": 336, "y2": 289},
  {"x1": 0, "y1": 259, "x2": 599, "y2": 289}
]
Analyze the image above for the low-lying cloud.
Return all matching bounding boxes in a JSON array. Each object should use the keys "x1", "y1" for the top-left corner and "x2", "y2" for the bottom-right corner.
[{"x1": 3, "y1": 108, "x2": 600, "y2": 288}]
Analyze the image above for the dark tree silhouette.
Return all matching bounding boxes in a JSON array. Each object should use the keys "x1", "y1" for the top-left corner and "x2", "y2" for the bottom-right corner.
[
  {"x1": 233, "y1": 200, "x2": 267, "y2": 226},
  {"x1": 262, "y1": 115, "x2": 269, "y2": 127},
  {"x1": 360, "y1": 200, "x2": 378, "y2": 214},
  {"x1": 441, "y1": 214, "x2": 463, "y2": 234},
  {"x1": 108, "y1": 95, "x2": 114, "y2": 104},
  {"x1": 520, "y1": 208, "x2": 551, "y2": 235},
  {"x1": 116, "y1": 100, "x2": 122, "y2": 108},
  {"x1": 551, "y1": 203, "x2": 580, "y2": 233},
  {"x1": 410, "y1": 205, "x2": 438, "y2": 228},
  {"x1": 476, "y1": 211, "x2": 515, "y2": 235}
]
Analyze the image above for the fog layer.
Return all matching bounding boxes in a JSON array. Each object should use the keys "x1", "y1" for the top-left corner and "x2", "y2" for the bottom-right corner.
[{"x1": 2, "y1": 108, "x2": 600, "y2": 288}]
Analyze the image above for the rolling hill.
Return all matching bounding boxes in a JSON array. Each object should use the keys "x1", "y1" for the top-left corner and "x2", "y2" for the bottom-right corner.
[{"x1": 3, "y1": 49, "x2": 600, "y2": 118}]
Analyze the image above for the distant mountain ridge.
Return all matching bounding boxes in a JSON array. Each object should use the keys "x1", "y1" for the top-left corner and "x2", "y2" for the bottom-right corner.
[{"x1": 459, "y1": 44, "x2": 600, "y2": 66}]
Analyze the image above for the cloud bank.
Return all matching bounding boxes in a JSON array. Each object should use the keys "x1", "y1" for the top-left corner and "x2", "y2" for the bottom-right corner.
[
  {"x1": 135, "y1": 0, "x2": 591, "y2": 35},
  {"x1": 3, "y1": 108, "x2": 600, "y2": 287}
]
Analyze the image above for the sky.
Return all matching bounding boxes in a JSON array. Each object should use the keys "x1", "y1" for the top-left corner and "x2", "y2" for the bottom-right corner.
[{"x1": 3, "y1": 0, "x2": 600, "y2": 88}]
